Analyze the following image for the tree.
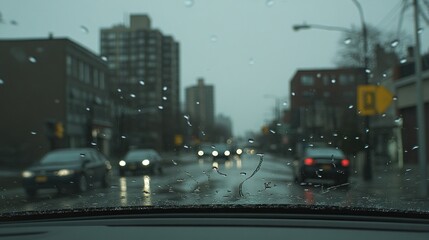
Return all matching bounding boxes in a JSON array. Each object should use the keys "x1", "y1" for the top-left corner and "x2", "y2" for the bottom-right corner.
[{"x1": 334, "y1": 24, "x2": 411, "y2": 70}]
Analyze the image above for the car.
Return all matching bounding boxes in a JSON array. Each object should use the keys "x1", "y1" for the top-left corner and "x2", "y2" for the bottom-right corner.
[
  {"x1": 295, "y1": 147, "x2": 350, "y2": 185},
  {"x1": 118, "y1": 149, "x2": 163, "y2": 176},
  {"x1": 211, "y1": 144, "x2": 232, "y2": 160},
  {"x1": 196, "y1": 144, "x2": 214, "y2": 158},
  {"x1": 21, "y1": 148, "x2": 112, "y2": 197}
]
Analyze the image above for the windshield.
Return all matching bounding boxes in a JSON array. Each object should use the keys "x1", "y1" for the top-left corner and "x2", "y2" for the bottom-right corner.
[
  {"x1": 40, "y1": 150, "x2": 85, "y2": 164},
  {"x1": 125, "y1": 150, "x2": 155, "y2": 160},
  {"x1": 306, "y1": 148, "x2": 345, "y2": 158},
  {"x1": 1, "y1": 0, "x2": 429, "y2": 216}
]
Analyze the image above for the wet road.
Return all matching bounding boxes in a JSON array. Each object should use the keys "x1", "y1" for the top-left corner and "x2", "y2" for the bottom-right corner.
[{"x1": 0, "y1": 153, "x2": 427, "y2": 213}]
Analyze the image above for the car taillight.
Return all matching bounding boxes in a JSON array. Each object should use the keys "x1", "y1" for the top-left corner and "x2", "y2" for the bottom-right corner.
[
  {"x1": 341, "y1": 159, "x2": 350, "y2": 167},
  {"x1": 304, "y1": 158, "x2": 314, "y2": 166}
]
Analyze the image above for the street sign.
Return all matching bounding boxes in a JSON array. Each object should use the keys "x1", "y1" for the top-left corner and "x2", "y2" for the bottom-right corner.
[{"x1": 357, "y1": 85, "x2": 393, "y2": 116}]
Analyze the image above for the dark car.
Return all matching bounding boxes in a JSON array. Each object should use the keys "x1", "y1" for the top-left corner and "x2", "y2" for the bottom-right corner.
[
  {"x1": 211, "y1": 144, "x2": 232, "y2": 160},
  {"x1": 22, "y1": 148, "x2": 112, "y2": 197},
  {"x1": 118, "y1": 149, "x2": 163, "y2": 176},
  {"x1": 295, "y1": 147, "x2": 350, "y2": 185}
]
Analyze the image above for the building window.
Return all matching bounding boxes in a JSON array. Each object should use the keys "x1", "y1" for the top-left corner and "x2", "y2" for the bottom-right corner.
[
  {"x1": 79, "y1": 62, "x2": 84, "y2": 82},
  {"x1": 323, "y1": 76, "x2": 329, "y2": 85},
  {"x1": 66, "y1": 55, "x2": 72, "y2": 76},
  {"x1": 93, "y1": 69, "x2": 99, "y2": 88},
  {"x1": 300, "y1": 75, "x2": 314, "y2": 86},
  {"x1": 339, "y1": 74, "x2": 355, "y2": 85},
  {"x1": 100, "y1": 73, "x2": 105, "y2": 90}
]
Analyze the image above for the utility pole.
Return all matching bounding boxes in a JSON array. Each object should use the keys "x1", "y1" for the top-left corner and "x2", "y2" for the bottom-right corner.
[{"x1": 413, "y1": 0, "x2": 428, "y2": 197}]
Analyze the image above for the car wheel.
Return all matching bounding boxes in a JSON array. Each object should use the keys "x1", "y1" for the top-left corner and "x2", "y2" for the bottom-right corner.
[
  {"x1": 25, "y1": 188, "x2": 37, "y2": 198},
  {"x1": 102, "y1": 172, "x2": 111, "y2": 188},
  {"x1": 75, "y1": 174, "x2": 88, "y2": 193}
]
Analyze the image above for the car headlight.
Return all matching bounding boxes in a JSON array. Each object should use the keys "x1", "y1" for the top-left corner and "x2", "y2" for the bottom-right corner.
[
  {"x1": 212, "y1": 150, "x2": 219, "y2": 157},
  {"x1": 22, "y1": 171, "x2": 34, "y2": 178},
  {"x1": 56, "y1": 169, "x2": 74, "y2": 176},
  {"x1": 142, "y1": 159, "x2": 150, "y2": 166},
  {"x1": 236, "y1": 149, "x2": 243, "y2": 155},
  {"x1": 119, "y1": 160, "x2": 126, "y2": 166},
  {"x1": 224, "y1": 150, "x2": 230, "y2": 156},
  {"x1": 198, "y1": 150, "x2": 204, "y2": 156}
]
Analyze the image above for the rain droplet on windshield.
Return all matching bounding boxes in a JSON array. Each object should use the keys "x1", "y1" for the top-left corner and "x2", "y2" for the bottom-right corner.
[
  {"x1": 171, "y1": 159, "x2": 178, "y2": 165},
  {"x1": 412, "y1": 146, "x2": 419, "y2": 150},
  {"x1": 331, "y1": 79, "x2": 336, "y2": 84},
  {"x1": 248, "y1": 58, "x2": 255, "y2": 65},
  {"x1": 101, "y1": 56, "x2": 108, "y2": 61},
  {"x1": 400, "y1": 58, "x2": 407, "y2": 64},
  {"x1": 343, "y1": 38, "x2": 352, "y2": 45},
  {"x1": 365, "y1": 69, "x2": 371, "y2": 74},
  {"x1": 269, "y1": 130, "x2": 276, "y2": 134},
  {"x1": 121, "y1": 135, "x2": 126, "y2": 139},
  {"x1": 210, "y1": 35, "x2": 218, "y2": 42},
  {"x1": 80, "y1": 153, "x2": 85, "y2": 158},
  {"x1": 130, "y1": 93, "x2": 136, "y2": 98},
  {"x1": 158, "y1": 105, "x2": 164, "y2": 110},
  {"x1": 86, "y1": 107, "x2": 91, "y2": 111},
  {"x1": 90, "y1": 142, "x2": 97, "y2": 146},
  {"x1": 28, "y1": 56, "x2": 37, "y2": 63},
  {"x1": 139, "y1": 81, "x2": 145, "y2": 85},
  {"x1": 248, "y1": 138, "x2": 254, "y2": 144},
  {"x1": 0, "y1": 79, "x2": 4, "y2": 85},
  {"x1": 163, "y1": 86, "x2": 168, "y2": 91},
  {"x1": 163, "y1": 96, "x2": 167, "y2": 100},
  {"x1": 117, "y1": 88, "x2": 122, "y2": 93},
  {"x1": 266, "y1": 0, "x2": 275, "y2": 7},
  {"x1": 348, "y1": 105, "x2": 354, "y2": 109},
  {"x1": 240, "y1": 172, "x2": 247, "y2": 176},
  {"x1": 184, "y1": 0, "x2": 194, "y2": 7},
  {"x1": 80, "y1": 25, "x2": 89, "y2": 33},
  {"x1": 390, "y1": 39, "x2": 399, "y2": 48},
  {"x1": 364, "y1": 145, "x2": 369, "y2": 149}
]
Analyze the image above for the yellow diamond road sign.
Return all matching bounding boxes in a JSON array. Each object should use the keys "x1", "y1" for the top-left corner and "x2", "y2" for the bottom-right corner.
[{"x1": 357, "y1": 85, "x2": 393, "y2": 116}]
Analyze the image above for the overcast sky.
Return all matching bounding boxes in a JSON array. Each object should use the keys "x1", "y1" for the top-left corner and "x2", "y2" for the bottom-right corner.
[{"x1": 1, "y1": 0, "x2": 427, "y2": 137}]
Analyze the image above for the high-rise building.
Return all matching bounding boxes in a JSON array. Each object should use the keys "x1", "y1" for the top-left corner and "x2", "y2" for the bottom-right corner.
[
  {"x1": 0, "y1": 38, "x2": 112, "y2": 165},
  {"x1": 100, "y1": 14, "x2": 180, "y2": 151},
  {"x1": 185, "y1": 78, "x2": 214, "y2": 142}
]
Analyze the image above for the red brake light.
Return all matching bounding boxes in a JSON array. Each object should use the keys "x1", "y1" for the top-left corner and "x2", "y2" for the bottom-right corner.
[
  {"x1": 341, "y1": 159, "x2": 350, "y2": 167},
  {"x1": 304, "y1": 158, "x2": 314, "y2": 166}
]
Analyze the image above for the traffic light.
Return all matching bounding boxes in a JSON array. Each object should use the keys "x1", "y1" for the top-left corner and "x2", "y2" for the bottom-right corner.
[{"x1": 55, "y1": 122, "x2": 64, "y2": 139}]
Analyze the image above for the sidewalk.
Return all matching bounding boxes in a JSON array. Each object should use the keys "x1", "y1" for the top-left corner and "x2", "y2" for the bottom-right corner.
[{"x1": 351, "y1": 164, "x2": 429, "y2": 203}]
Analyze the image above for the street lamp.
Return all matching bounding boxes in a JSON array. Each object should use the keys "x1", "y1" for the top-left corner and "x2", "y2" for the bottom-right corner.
[{"x1": 292, "y1": 0, "x2": 372, "y2": 181}]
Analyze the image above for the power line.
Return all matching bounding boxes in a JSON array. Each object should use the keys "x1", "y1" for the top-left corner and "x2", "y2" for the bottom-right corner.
[{"x1": 375, "y1": 1, "x2": 403, "y2": 30}]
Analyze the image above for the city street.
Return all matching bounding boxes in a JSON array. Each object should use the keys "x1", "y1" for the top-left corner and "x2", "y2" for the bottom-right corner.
[{"x1": 1, "y1": 152, "x2": 428, "y2": 213}]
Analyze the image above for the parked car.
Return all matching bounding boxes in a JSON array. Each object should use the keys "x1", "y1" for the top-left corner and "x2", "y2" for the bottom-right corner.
[
  {"x1": 294, "y1": 147, "x2": 350, "y2": 185},
  {"x1": 22, "y1": 148, "x2": 112, "y2": 197},
  {"x1": 119, "y1": 149, "x2": 163, "y2": 176}
]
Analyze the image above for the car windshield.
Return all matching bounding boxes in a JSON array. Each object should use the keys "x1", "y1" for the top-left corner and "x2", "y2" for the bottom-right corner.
[
  {"x1": 1, "y1": 0, "x2": 429, "y2": 217},
  {"x1": 125, "y1": 150, "x2": 154, "y2": 159},
  {"x1": 306, "y1": 148, "x2": 345, "y2": 158},
  {"x1": 40, "y1": 150, "x2": 86, "y2": 164}
]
